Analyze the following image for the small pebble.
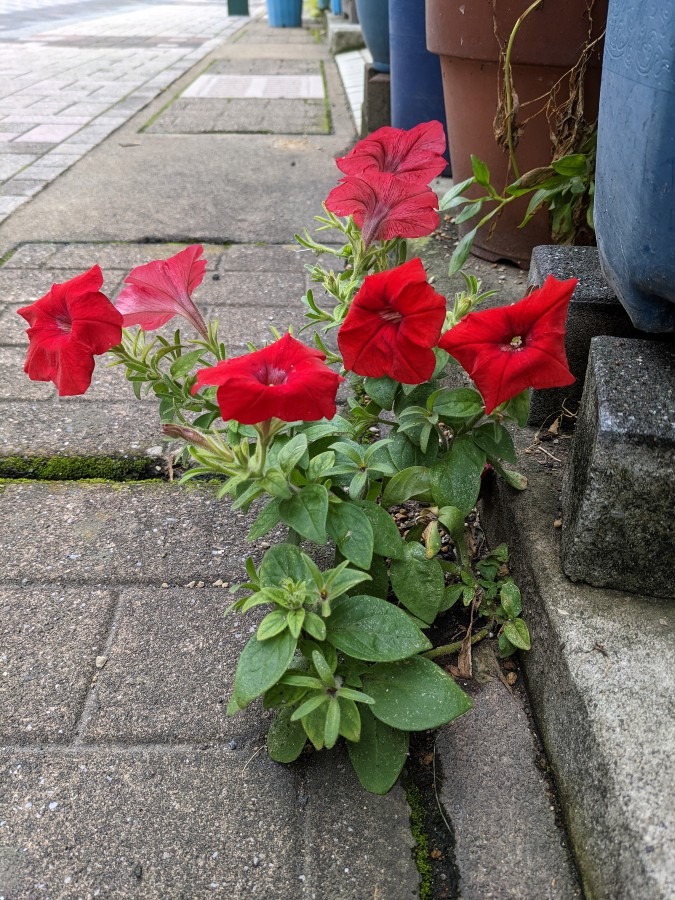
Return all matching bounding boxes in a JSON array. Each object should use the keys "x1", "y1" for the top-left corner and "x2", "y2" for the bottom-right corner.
[
  {"x1": 161, "y1": 582, "x2": 169, "y2": 589},
  {"x1": 197, "y1": 580, "x2": 205, "y2": 588},
  {"x1": 95, "y1": 656, "x2": 107, "y2": 670},
  {"x1": 186, "y1": 580, "x2": 196, "y2": 588}
]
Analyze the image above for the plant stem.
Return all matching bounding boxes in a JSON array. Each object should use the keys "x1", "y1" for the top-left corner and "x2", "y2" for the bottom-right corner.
[
  {"x1": 503, "y1": 0, "x2": 543, "y2": 180},
  {"x1": 423, "y1": 627, "x2": 490, "y2": 661}
]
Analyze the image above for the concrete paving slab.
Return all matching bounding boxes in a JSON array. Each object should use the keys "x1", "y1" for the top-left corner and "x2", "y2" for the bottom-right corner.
[
  {"x1": 0, "y1": 400, "x2": 163, "y2": 461},
  {"x1": 145, "y1": 97, "x2": 331, "y2": 135},
  {"x1": 437, "y1": 662, "x2": 581, "y2": 899},
  {"x1": 208, "y1": 58, "x2": 321, "y2": 75},
  {"x1": 480, "y1": 433, "x2": 675, "y2": 900},
  {"x1": 0, "y1": 746, "x2": 419, "y2": 898},
  {"x1": 80, "y1": 587, "x2": 266, "y2": 746},
  {"x1": 0, "y1": 481, "x2": 281, "y2": 586},
  {"x1": 0, "y1": 748, "x2": 303, "y2": 897},
  {"x1": 0, "y1": 586, "x2": 116, "y2": 745},
  {"x1": 0, "y1": 133, "x2": 347, "y2": 246}
]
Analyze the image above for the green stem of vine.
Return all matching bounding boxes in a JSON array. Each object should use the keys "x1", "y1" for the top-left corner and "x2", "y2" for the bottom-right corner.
[
  {"x1": 423, "y1": 627, "x2": 490, "y2": 660},
  {"x1": 503, "y1": 0, "x2": 543, "y2": 181}
]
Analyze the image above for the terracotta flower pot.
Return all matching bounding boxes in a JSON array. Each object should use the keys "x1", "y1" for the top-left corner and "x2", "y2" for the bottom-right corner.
[{"x1": 426, "y1": 0, "x2": 607, "y2": 268}]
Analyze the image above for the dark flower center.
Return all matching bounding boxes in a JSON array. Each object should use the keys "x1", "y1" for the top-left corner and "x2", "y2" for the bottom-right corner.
[
  {"x1": 503, "y1": 334, "x2": 524, "y2": 351},
  {"x1": 256, "y1": 363, "x2": 288, "y2": 386},
  {"x1": 379, "y1": 307, "x2": 403, "y2": 324}
]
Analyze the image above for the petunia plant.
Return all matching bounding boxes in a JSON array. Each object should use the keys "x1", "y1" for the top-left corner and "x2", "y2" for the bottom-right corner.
[{"x1": 17, "y1": 120, "x2": 577, "y2": 795}]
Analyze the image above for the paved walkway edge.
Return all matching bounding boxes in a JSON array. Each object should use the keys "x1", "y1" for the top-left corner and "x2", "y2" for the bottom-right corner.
[{"x1": 480, "y1": 433, "x2": 675, "y2": 900}]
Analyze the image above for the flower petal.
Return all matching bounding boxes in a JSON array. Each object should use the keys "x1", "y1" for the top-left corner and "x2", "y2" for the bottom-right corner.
[
  {"x1": 116, "y1": 245, "x2": 208, "y2": 336},
  {"x1": 325, "y1": 173, "x2": 439, "y2": 246},
  {"x1": 336, "y1": 121, "x2": 447, "y2": 183}
]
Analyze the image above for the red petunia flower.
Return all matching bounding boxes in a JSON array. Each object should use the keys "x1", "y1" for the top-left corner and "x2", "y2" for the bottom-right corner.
[
  {"x1": 438, "y1": 275, "x2": 577, "y2": 414},
  {"x1": 115, "y1": 244, "x2": 208, "y2": 338},
  {"x1": 336, "y1": 120, "x2": 447, "y2": 184},
  {"x1": 192, "y1": 333, "x2": 344, "y2": 425},
  {"x1": 338, "y1": 258, "x2": 446, "y2": 384},
  {"x1": 325, "y1": 172, "x2": 439, "y2": 247},
  {"x1": 17, "y1": 266, "x2": 123, "y2": 396}
]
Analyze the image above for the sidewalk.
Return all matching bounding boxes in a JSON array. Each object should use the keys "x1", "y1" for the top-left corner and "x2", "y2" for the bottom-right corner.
[{"x1": 0, "y1": 12, "x2": 661, "y2": 899}]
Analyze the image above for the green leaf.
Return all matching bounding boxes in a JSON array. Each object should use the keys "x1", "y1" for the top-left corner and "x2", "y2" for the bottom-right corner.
[
  {"x1": 551, "y1": 153, "x2": 588, "y2": 177},
  {"x1": 263, "y1": 681, "x2": 307, "y2": 709},
  {"x1": 387, "y1": 431, "x2": 439, "y2": 471},
  {"x1": 323, "y1": 563, "x2": 372, "y2": 601},
  {"x1": 277, "y1": 433, "x2": 308, "y2": 475},
  {"x1": 279, "y1": 484, "x2": 329, "y2": 543},
  {"x1": 257, "y1": 609, "x2": 289, "y2": 641},
  {"x1": 303, "y1": 611, "x2": 327, "y2": 642},
  {"x1": 232, "y1": 630, "x2": 297, "y2": 709},
  {"x1": 471, "y1": 155, "x2": 491, "y2": 186},
  {"x1": 439, "y1": 583, "x2": 464, "y2": 612},
  {"x1": 498, "y1": 631, "x2": 517, "y2": 658},
  {"x1": 307, "y1": 451, "x2": 335, "y2": 482},
  {"x1": 430, "y1": 437, "x2": 486, "y2": 515},
  {"x1": 338, "y1": 697, "x2": 361, "y2": 742},
  {"x1": 448, "y1": 227, "x2": 478, "y2": 275},
  {"x1": 492, "y1": 462, "x2": 528, "y2": 491},
  {"x1": 454, "y1": 200, "x2": 484, "y2": 225},
  {"x1": 302, "y1": 702, "x2": 327, "y2": 750},
  {"x1": 364, "y1": 375, "x2": 399, "y2": 410},
  {"x1": 312, "y1": 649, "x2": 335, "y2": 687},
  {"x1": 500, "y1": 582, "x2": 522, "y2": 618},
  {"x1": 502, "y1": 389, "x2": 530, "y2": 427},
  {"x1": 324, "y1": 697, "x2": 341, "y2": 749},
  {"x1": 169, "y1": 348, "x2": 204, "y2": 378},
  {"x1": 259, "y1": 543, "x2": 313, "y2": 588},
  {"x1": 291, "y1": 693, "x2": 329, "y2": 721},
  {"x1": 439, "y1": 176, "x2": 476, "y2": 210},
  {"x1": 267, "y1": 707, "x2": 307, "y2": 763},
  {"x1": 287, "y1": 608, "x2": 305, "y2": 639},
  {"x1": 326, "y1": 594, "x2": 431, "y2": 661},
  {"x1": 247, "y1": 498, "x2": 283, "y2": 540},
  {"x1": 355, "y1": 500, "x2": 405, "y2": 559},
  {"x1": 503, "y1": 618, "x2": 531, "y2": 650},
  {"x1": 363, "y1": 657, "x2": 473, "y2": 731},
  {"x1": 382, "y1": 466, "x2": 431, "y2": 507},
  {"x1": 389, "y1": 543, "x2": 445, "y2": 624},
  {"x1": 471, "y1": 421, "x2": 517, "y2": 464},
  {"x1": 327, "y1": 502, "x2": 374, "y2": 570},
  {"x1": 361, "y1": 552, "x2": 389, "y2": 599},
  {"x1": 346, "y1": 706, "x2": 409, "y2": 795},
  {"x1": 431, "y1": 387, "x2": 484, "y2": 419}
]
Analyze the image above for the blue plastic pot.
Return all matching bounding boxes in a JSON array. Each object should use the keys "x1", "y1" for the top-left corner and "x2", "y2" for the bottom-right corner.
[
  {"x1": 355, "y1": 0, "x2": 389, "y2": 73},
  {"x1": 389, "y1": 0, "x2": 449, "y2": 168},
  {"x1": 267, "y1": 0, "x2": 302, "y2": 26},
  {"x1": 317, "y1": 0, "x2": 329, "y2": 10},
  {"x1": 331, "y1": 0, "x2": 342, "y2": 13},
  {"x1": 595, "y1": 1, "x2": 675, "y2": 332}
]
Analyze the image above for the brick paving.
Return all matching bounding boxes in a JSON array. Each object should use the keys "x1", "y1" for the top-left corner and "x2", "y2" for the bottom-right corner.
[{"x1": 0, "y1": 0, "x2": 264, "y2": 222}]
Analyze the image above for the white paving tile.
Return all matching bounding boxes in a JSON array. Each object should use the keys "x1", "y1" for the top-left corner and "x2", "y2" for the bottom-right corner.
[{"x1": 183, "y1": 73, "x2": 325, "y2": 101}]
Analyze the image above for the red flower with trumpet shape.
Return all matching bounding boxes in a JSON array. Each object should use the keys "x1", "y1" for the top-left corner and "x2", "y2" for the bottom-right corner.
[
  {"x1": 193, "y1": 333, "x2": 343, "y2": 425},
  {"x1": 336, "y1": 120, "x2": 447, "y2": 184},
  {"x1": 17, "y1": 266, "x2": 122, "y2": 396},
  {"x1": 115, "y1": 244, "x2": 208, "y2": 338},
  {"x1": 338, "y1": 258, "x2": 446, "y2": 384},
  {"x1": 438, "y1": 275, "x2": 577, "y2": 414},
  {"x1": 325, "y1": 172, "x2": 439, "y2": 247}
]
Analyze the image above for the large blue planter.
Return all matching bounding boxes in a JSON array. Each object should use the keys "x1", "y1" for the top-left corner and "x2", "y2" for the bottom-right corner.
[
  {"x1": 331, "y1": 0, "x2": 342, "y2": 13},
  {"x1": 267, "y1": 0, "x2": 302, "y2": 26},
  {"x1": 355, "y1": 0, "x2": 389, "y2": 73},
  {"x1": 595, "y1": 1, "x2": 675, "y2": 332},
  {"x1": 389, "y1": 0, "x2": 449, "y2": 168}
]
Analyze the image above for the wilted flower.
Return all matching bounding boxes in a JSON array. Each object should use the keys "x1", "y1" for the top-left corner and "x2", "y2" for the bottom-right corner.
[{"x1": 115, "y1": 244, "x2": 208, "y2": 338}]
